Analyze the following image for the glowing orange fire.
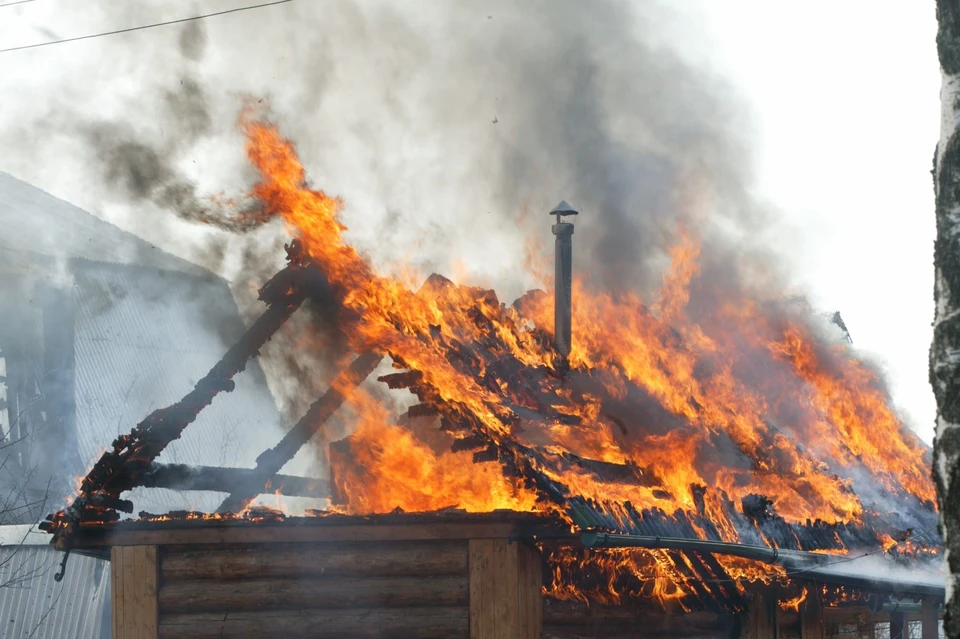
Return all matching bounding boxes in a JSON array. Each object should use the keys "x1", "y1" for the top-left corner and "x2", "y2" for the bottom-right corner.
[
  {"x1": 239, "y1": 115, "x2": 931, "y2": 513},
  {"x1": 232, "y1": 113, "x2": 936, "y2": 607}
]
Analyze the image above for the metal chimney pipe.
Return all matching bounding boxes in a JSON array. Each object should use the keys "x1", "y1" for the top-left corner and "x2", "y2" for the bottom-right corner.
[{"x1": 550, "y1": 200, "x2": 578, "y2": 368}]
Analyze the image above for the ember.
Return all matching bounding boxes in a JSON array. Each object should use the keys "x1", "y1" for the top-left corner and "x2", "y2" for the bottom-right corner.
[{"x1": 43, "y1": 115, "x2": 941, "y2": 618}]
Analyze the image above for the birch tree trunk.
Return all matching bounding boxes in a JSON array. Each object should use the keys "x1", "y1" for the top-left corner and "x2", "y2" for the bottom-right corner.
[{"x1": 933, "y1": 3, "x2": 960, "y2": 636}]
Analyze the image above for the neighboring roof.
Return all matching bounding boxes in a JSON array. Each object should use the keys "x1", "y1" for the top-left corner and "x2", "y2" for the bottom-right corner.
[
  {"x1": 0, "y1": 171, "x2": 206, "y2": 276},
  {"x1": 71, "y1": 259, "x2": 286, "y2": 514},
  {"x1": 0, "y1": 531, "x2": 109, "y2": 639},
  {"x1": 0, "y1": 173, "x2": 288, "y2": 512}
]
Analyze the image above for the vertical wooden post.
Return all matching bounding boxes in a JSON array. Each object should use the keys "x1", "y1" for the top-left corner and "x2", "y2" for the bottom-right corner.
[
  {"x1": 889, "y1": 611, "x2": 908, "y2": 639},
  {"x1": 111, "y1": 545, "x2": 159, "y2": 639},
  {"x1": 922, "y1": 598, "x2": 940, "y2": 639},
  {"x1": 469, "y1": 539, "x2": 542, "y2": 639},
  {"x1": 742, "y1": 591, "x2": 777, "y2": 638},
  {"x1": 800, "y1": 595, "x2": 823, "y2": 639}
]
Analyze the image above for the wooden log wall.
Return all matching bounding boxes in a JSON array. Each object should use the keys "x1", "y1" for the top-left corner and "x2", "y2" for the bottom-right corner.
[
  {"x1": 743, "y1": 592, "x2": 778, "y2": 639},
  {"x1": 541, "y1": 599, "x2": 735, "y2": 639},
  {"x1": 109, "y1": 535, "x2": 545, "y2": 639},
  {"x1": 104, "y1": 524, "x2": 944, "y2": 639},
  {"x1": 157, "y1": 540, "x2": 469, "y2": 639}
]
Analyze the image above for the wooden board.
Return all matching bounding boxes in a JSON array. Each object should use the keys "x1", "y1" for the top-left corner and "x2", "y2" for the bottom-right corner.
[
  {"x1": 112, "y1": 545, "x2": 159, "y2": 639},
  {"x1": 800, "y1": 595, "x2": 823, "y2": 639},
  {"x1": 468, "y1": 539, "x2": 542, "y2": 639},
  {"x1": 159, "y1": 574, "x2": 468, "y2": 613},
  {"x1": 160, "y1": 540, "x2": 468, "y2": 581},
  {"x1": 542, "y1": 600, "x2": 732, "y2": 638},
  {"x1": 922, "y1": 598, "x2": 940, "y2": 639},
  {"x1": 159, "y1": 607, "x2": 469, "y2": 639},
  {"x1": 743, "y1": 591, "x2": 776, "y2": 639},
  {"x1": 87, "y1": 521, "x2": 534, "y2": 547}
]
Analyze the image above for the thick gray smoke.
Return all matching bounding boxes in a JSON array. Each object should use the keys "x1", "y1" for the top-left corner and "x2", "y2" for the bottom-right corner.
[
  {"x1": 0, "y1": 0, "x2": 778, "y2": 292},
  {"x1": 0, "y1": 2, "x2": 806, "y2": 431}
]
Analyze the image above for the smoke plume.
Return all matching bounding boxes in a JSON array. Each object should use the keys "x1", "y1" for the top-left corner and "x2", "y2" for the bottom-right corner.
[{"x1": 0, "y1": 1, "x2": 844, "y2": 445}]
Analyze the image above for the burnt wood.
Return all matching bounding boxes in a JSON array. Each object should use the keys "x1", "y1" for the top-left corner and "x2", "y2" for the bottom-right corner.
[
  {"x1": 542, "y1": 600, "x2": 733, "y2": 638},
  {"x1": 44, "y1": 245, "x2": 318, "y2": 550},
  {"x1": 216, "y1": 351, "x2": 382, "y2": 514},
  {"x1": 140, "y1": 463, "x2": 330, "y2": 499}
]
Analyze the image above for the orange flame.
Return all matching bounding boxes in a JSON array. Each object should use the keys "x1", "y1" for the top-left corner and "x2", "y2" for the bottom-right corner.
[
  {"x1": 229, "y1": 115, "x2": 937, "y2": 608},
  {"x1": 779, "y1": 586, "x2": 808, "y2": 612}
]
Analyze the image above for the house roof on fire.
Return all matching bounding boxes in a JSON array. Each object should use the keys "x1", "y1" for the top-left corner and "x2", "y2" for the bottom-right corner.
[{"x1": 40, "y1": 237, "x2": 945, "y2": 609}]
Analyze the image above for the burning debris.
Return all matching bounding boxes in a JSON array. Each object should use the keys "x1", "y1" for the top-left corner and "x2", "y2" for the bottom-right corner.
[{"x1": 42, "y1": 117, "x2": 941, "y2": 614}]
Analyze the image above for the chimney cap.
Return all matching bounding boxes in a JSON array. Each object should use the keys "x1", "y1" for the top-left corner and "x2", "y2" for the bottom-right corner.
[{"x1": 549, "y1": 200, "x2": 579, "y2": 217}]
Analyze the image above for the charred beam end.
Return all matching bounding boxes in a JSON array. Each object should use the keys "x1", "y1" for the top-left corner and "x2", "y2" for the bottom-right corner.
[
  {"x1": 215, "y1": 351, "x2": 383, "y2": 515},
  {"x1": 140, "y1": 463, "x2": 331, "y2": 500},
  {"x1": 378, "y1": 370, "x2": 423, "y2": 389},
  {"x1": 44, "y1": 256, "x2": 313, "y2": 548},
  {"x1": 86, "y1": 493, "x2": 134, "y2": 514}
]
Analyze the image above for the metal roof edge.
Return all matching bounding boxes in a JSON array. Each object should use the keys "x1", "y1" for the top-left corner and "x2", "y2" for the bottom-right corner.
[{"x1": 0, "y1": 524, "x2": 53, "y2": 547}]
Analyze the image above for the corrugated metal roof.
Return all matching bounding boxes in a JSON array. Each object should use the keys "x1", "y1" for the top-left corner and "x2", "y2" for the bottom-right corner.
[
  {"x1": 71, "y1": 260, "x2": 287, "y2": 514},
  {"x1": 0, "y1": 544, "x2": 108, "y2": 639},
  {"x1": 0, "y1": 171, "x2": 205, "y2": 276}
]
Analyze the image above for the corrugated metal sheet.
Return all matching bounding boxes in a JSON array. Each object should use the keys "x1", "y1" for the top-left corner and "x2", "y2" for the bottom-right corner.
[
  {"x1": 0, "y1": 545, "x2": 108, "y2": 639},
  {"x1": 0, "y1": 171, "x2": 206, "y2": 276},
  {"x1": 71, "y1": 260, "x2": 287, "y2": 514}
]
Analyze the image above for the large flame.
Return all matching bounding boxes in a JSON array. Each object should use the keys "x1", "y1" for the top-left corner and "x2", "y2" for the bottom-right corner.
[{"x1": 237, "y1": 115, "x2": 935, "y2": 607}]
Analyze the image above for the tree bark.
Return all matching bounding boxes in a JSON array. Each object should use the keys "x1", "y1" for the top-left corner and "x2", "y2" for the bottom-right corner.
[{"x1": 934, "y1": 2, "x2": 960, "y2": 637}]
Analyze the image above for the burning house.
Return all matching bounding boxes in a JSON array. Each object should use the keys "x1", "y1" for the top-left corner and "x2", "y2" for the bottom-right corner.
[
  {"x1": 39, "y1": 121, "x2": 945, "y2": 639},
  {"x1": 0, "y1": 172, "x2": 284, "y2": 637}
]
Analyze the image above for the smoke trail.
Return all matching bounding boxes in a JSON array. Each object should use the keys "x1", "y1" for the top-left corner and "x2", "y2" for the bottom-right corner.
[
  {"x1": 1, "y1": 1, "x2": 903, "y2": 480},
  {"x1": 0, "y1": 0, "x2": 778, "y2": 291}
]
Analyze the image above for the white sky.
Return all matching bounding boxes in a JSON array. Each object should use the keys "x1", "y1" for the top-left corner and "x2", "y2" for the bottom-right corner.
[
  {"x1": 676, "y1": 2, "x2": 941, "y2": 443},
  {"x1": 0, "y1": 2, "x2": 942, "y2": 443}
]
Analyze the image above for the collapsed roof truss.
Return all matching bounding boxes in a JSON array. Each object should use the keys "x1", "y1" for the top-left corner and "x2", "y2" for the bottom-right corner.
[{"x1": 40, "y1": 241, "x2": 944, "y2": 609}]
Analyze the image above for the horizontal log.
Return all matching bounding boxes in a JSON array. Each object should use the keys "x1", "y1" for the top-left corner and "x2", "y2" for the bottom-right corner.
[
  {"x1": 161, "y1": 540, "x2": 468, "y2": 581},
  {"x1": 543, "y1": 628, "x2": 729, "y2": 639},
  {"x1": 543, "y1": 600, "x2": 729, "y2": 631},
  {"x1": 159, "y1": 575, "x2": 468, "y2": 613},
  {"x1": 77, "y1": 519, "x2": 547, "y2": 548},
  {"x1": 159, "y1": 607, "x2": 468, "y2": 639},
  {"x1": 140, "y1": 464, "x2": 331, "y2": 499}
]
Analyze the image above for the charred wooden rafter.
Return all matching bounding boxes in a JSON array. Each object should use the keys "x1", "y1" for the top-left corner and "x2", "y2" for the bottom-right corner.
[
  {"x1": 41, "y1": 242, "x2": 321, "y2": 569},
  {"x1": 215, "y1": 351, "x2": 382, "y2": 514},
  {"x1": 139, "y1": 463, "x2": 331, "y2": 500}
]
